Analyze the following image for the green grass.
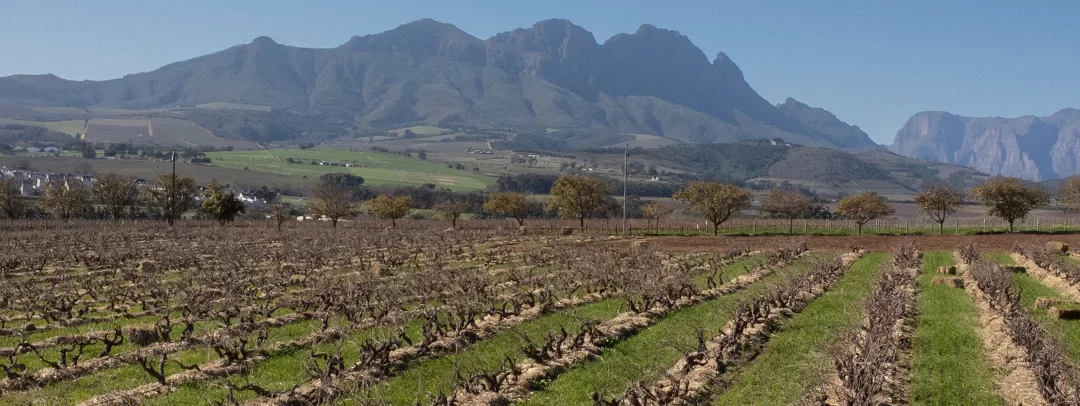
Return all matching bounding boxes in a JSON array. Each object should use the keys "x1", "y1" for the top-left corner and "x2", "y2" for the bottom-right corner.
[
  {"x1": 0, "y1": 118, "x2": 84, "y2": 136},
  {"x1": 909, "y1": 252, "x2": 1003, "y2": 406},
  {"x1": 984, "y1": 252, "x2": 1080, "y2": 363},
  {"x1": 690, "y1": 254, "x2": 766, "y2": 289},
  {"x1": 144, "y1": 318, "x2": 426, "y2": 405},
  {"x1": 0, "y1": 346, "x2": 218, "y2": 405},
  {"x1": 1060, "y1": 255, "x2": 1080, "y2": 267},
  {"x1": 205, "y1": 149, "x2": 494, "y2": 191},
  {"x1": 520, "y1": 254, "x2": 831, "y2": 406},
  {"x1": 358, "y1": 299, "x2": 625, "y2": 405},
  {"x1": 711, "y1": 253, "x2": 889, "y2": 405},
  {"x1": 982, "y1": 252, "x2": 1016, "y2": 266}
]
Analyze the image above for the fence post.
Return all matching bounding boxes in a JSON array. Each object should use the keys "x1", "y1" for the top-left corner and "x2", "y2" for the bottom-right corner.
[
  {"x1": 752, "y1": 219, "x2": 757, "y2": 235},
  {"x1": 955, "y1": 219, "x2": 959, "y2": 235},
  {"x1": 803, "y1": 219, "x2": 807, "y2": 235},
  {"x1": 1036, "y1": 217, "x2": 1040, "y2": 232},
  {"x1": 982, "y1": 218, "x2": 986, "y2": 233}
]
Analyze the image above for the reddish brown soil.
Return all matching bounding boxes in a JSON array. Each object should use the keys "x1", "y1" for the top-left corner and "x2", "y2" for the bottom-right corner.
[{"x1": 637, "y1": 234, "x2": 1080, "y2": 253}]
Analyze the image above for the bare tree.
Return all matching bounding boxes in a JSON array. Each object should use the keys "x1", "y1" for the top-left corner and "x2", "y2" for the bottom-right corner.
[
  {"x1": 41, "y1": 179, "x2": 92, "y2": 221},
  {"x1": 641, "y1": 202, "x2": 674, "y2": 234},
  {"x1": 914, "y1": 184, "x2": 963, "y2": 234},
  {"x1": 309, "y1": 183, "x2": 353, "y2": 228},
  {"x1": 266, "y1": 203, "x2": 297, "y2": 231},
  {"x1": 433, "y1": 202, "x2": 467, "y2": 229},
  {"x1": 0, "y1": 179, "x2": 26, "y2": 219},
  {"x1": 92, "y1": 173, "x2": 138, "y2": 220}
]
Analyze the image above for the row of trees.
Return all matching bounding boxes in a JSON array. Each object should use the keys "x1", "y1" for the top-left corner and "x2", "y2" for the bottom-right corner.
[
  {"x1": 538, "y1": 174, "x2": 1077, "y2": 236},
  {"x1": 0, "y1": 174, "x2": 245, "y2": 224},
  {"x1": 4, "y1": 170, "x2": 1076, "y2": 234},
  {"x1": 915, "y1": 177, "x2": 1055, "y2": 234}
]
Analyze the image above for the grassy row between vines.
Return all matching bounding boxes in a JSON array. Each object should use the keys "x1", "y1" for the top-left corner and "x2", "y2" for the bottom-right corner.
[
  {"x1": 709, "y1": 253, "x2": 888, "y2": 405},
  {"x1": 908, "y1": 252, "x2": 1002, "y2": 405}
]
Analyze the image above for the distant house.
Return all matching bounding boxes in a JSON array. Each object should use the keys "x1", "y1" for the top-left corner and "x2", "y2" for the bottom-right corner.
[
  {"x1": 237, "y1": 191, "x2": 269, "y2": 208},
  {"x1": 18, "y1": 180, "x2": 37, "y2": 196},
  {"x1": 319, "y1": 161, "x2": 335, "y2": 166},
  {"x1": 42, "y1": 147, "x2": 60, "y2": 153},
  {"x1": 26, "y1": 147, "x2": 41, "y2": 153}
]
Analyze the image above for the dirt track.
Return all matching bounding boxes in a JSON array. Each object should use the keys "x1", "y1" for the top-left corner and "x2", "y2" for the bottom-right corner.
[{"x1": 636, "y1": 234, "x2": 1080, "y2": 253}]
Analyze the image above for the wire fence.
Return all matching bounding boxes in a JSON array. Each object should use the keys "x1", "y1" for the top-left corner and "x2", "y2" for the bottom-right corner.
[{"x1": 4, "y1": 216, "x2": 1079, "y2": 236}]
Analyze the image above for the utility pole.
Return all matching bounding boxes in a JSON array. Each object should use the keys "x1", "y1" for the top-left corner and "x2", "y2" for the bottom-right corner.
[
  {"x1": 622, "y1": 143, "x2": 628, "y2": 236},
  {"x1": 168, "y1": 151, "x2": 176, "y2": 226}
]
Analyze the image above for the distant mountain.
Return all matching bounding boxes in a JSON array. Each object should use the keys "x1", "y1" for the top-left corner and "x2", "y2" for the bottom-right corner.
[
  {"x1": 890, "y1": 109, "x2": 1080, "y2": 180},
  {"x1": 0, "y1": 19, "x2": 881, "y2": 151}
]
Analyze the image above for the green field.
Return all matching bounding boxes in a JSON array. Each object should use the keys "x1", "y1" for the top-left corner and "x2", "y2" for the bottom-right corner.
[
  {"x1": 0, "y1": 119, "x2": 84, "y2": 136},
  {"x1": 909, "y1": 252, "x2": 1002, "y2": 405},
  {"x1": 206, "y1": 149, "x2": 495, "y2": 191}
]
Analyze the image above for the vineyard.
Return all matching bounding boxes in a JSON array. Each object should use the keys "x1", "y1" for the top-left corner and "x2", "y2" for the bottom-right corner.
[{"x1": 2, "y1": 224, "x2": 1080, "y2": 405}]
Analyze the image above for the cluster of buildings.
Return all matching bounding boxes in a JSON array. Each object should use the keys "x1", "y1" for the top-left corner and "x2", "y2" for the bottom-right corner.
[
  {"x1": 11, "y1": 146, "x2": 61, "y2": 153},
  {"x1": 1, "y1": 166, "x2": 274, "y2": 208},
  {"x1": 0, "y1": 167, "x2": 106, "y2": 196}
]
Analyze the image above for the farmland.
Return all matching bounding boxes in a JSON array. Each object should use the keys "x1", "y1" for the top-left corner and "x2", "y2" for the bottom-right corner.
[
  {"x1": 2, "y1": 221, "x2": 1080, "y2": 405},
  {"x1": 205, "y1": 149, "x2": 496, "y2": 191},
  {"x1": 82, "y1": 118, "x2": 262, "y2": 151},
  {"x1": 0, "y1": 119, "x2": 84, "y2": 136}
]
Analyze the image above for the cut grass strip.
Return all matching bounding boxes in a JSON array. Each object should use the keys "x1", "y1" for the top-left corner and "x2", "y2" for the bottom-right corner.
[
  {"x1": 141, "y1": 319, "x2": 427, "y2": 405},
  {"x1": 690, "y1": 254, "x2": 765, "y2": 289},
  {"x1": 359, "y1": 299, "x2": 624, "y2": 405},
  {"x1": 518, "y1": 253, "x2": 831, "y2": 406},
  {"x1": 991, "y1": 260, "x2": 1080, "y2": 363},
  {"x1": 909, "y1": 252, "x2": 1003, "y2": 406},
  {"x1": 0, "y1": 317, "x2": 339, "y2": 405},
  {"x1": 0, "y1": 345, "x2": 219, "y2": 405},
  {"x1": 350, "y1": 255, "x2": 772, "y2": 406},
  {"x1": 710, "y1": 253, "x2": 888, "y2": 406}
]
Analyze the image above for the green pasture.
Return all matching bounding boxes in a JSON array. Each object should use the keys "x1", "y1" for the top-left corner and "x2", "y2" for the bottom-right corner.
[{"x1": 205, "y1": 149, "x2": 494, "y2": 191}]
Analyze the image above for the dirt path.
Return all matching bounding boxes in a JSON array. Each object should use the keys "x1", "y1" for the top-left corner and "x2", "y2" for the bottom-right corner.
[{"x1": 955, "y1": 252, "x2": 1047, "y2": 406}]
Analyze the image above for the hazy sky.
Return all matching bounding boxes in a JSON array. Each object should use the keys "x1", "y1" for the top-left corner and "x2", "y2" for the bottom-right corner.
[{"x1": 3, "y1": 0, "x2": 1078, "y2": 144}]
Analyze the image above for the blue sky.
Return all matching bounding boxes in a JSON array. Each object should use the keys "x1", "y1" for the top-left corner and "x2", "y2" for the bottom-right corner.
[{"x1": 2, "y1": 0, "x2": 1078, "y2": 144}]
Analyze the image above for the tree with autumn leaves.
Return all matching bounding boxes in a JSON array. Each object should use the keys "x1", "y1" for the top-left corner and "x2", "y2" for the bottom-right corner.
[
  {"x1": 914, "y1": 184, "x2": 964, "y2": 234},
  {"x1": 484, "y1": 192, "x2": 532, "y2": 226},
  {"x1": 673, "y1": 181, "x2": 751, "y2": 236},
  {"x1": 761, "y1": 189, "x2": 813, "y2": 234},
  {"x1": 368, "y1": 194, "x2": 413, "y2": 228},
  {"x1": 972, "y1": 177, "x2": 1049, "y2": 233},
  {"x1": 836, "y1": 191, "x2": 894, "y2": 235},
  {"x1": 546, "y1": 175, "x2": 609, "y2": 229}
]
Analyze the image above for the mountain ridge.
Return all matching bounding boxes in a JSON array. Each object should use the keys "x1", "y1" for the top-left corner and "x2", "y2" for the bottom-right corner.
[
  {"x1": 890, "y1": 108, "x2": 1080, "y2": 180},
  {"x1": 0, "y1": 19, "x2": 882, "y2": 151}
]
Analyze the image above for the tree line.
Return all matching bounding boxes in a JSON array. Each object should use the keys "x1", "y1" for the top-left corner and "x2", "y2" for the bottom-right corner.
[{"x1": 4, "y1": 169, "x2": 1080, "y2": 235}]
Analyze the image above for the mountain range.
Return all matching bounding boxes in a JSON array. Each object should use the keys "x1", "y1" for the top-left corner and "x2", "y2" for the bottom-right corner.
[
  {"x1": 890, "y1": 109, "x2": 1080, "y2": 180},
  {"x1": 0, "y1": 19, "x2": 881, "y2": 151}
]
